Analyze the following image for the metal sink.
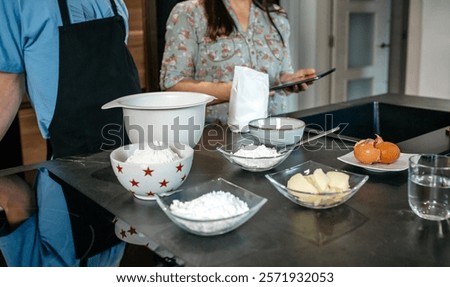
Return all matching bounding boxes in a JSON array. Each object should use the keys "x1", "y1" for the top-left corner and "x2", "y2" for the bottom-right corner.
[{"x1": 299, "y1": 102, "x2": 450, "y2": 143}]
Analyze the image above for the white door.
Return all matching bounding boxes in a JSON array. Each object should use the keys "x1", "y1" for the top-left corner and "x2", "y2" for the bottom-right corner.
[{"x1": 331, "y1": 0, "x2": 391, "y2": 102}]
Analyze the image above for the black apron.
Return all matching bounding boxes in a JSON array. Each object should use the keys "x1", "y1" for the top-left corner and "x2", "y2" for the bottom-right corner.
[
  {"x1": 49, "y1": 0, "x2": 141, "y2": 159},
  {"x1": 48, "y1": 0, "x2": 142, "y2": 264}
]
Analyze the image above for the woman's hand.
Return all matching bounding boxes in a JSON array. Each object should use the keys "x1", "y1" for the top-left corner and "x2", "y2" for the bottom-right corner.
[
  {"x1": 279, "y1": 68, "x2": 316, "y2": 94},
  {"x1": 166, "y1": 80, "x2": 232, "y2": 105}
]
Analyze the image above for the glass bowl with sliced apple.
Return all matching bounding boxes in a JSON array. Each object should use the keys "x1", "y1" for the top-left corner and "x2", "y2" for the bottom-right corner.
[{"x1": 265, "y1": 161, "x2": 369, "y2": 209}]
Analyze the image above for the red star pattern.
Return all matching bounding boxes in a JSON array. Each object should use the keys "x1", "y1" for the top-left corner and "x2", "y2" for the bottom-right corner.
[
  {"x1": 147, "y1": 191, "x2": 155, "y2": 196},
  {"x1": 116, "y1": 164, "x2": 123, "y2": 173},
  {"x1": 130, "y1": 179, "x2": 139, "y2": 187},
  {"x1": 181, "y1": 175, "x2": 187, "y2": 181},
  {"x1": 120, "y1": 229, "x2": 127, "y2": 238},
  {"x1": 176, "y1": 163, "x2": 184, "y2": 172},
  {"x1": 127, "y1": 226, "x2": 137, "y2": 235},
  {"x1": 159, "y1": 179, "x2": 169, "y2": 187},
  {"x1": 143, "y1": 167, "x2": 154, "y2": 176}
]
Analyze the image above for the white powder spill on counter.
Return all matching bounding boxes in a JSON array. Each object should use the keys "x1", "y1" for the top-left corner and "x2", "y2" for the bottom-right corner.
[
  {"x1": 126, "y1": 144, "x2": 181, "y2": 164},
  {"x1": 231, "y1": 144, "x2": 283, "y2": 169},
  {"x1": 169, "y1": 190, "x2": 250, "y2": 234}
]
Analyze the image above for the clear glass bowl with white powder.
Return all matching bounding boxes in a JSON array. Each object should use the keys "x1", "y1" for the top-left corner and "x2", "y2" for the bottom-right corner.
[
  {"x1": 155, "y1": 178, "x2": 267, "y2": 236},
  {"x1": 216, "y1": 138, "x2": 294, "y2": 172}
]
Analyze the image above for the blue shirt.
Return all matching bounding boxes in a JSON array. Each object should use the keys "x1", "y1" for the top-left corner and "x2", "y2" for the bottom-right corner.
[
  {"x1": 0, "y1": 0, "x2": 129, "y2": 139},
  {"x1": 0, "y1": 169, "x2": 125, "y2": 266}
]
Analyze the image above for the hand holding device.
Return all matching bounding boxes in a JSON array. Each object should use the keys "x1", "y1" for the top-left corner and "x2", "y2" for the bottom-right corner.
[{"x1": 270, "y1": 68, "x2": 336, "y2": 91}]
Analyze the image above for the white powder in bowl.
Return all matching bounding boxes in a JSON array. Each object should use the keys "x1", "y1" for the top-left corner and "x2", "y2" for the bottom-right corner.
[
  {"x1": 231, "y1": 144, "x2": 283, "y2": 169},
  {"x1": 170, "y1": 190, "x2": 249, "y2": 220},
  {"x1": 233, "y1": 144, "x2": 279, "y2": 158},
  {"x1": 126, "y1": 145, "x2": 181, "y2": 164}
]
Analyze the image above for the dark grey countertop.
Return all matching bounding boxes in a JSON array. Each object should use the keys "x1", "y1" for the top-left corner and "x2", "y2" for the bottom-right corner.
[
  {"x1": 289, "y1": 93, "x2": 450, "y2": 117},
  {"x1": 3, "y1": 94, "x2": 450, "y2": 266}
]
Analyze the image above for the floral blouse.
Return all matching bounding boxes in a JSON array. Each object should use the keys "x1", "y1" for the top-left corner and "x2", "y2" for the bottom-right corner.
[{"x1": 160, "y1": 0, "x2": 294, "y2": 123}]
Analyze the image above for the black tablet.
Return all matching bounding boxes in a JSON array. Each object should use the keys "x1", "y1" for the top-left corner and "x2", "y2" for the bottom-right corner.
[{"x1": 269, "y1": 67, "x2": 336, "y2": 91}]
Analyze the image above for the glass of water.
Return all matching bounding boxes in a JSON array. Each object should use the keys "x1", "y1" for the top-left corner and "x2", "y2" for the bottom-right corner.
[{"x1": 408, "y1": 154, "x2": 450, "y2": 221}]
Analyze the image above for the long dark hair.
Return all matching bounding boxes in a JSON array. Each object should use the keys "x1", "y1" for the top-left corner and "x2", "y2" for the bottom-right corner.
[{"x1": 203, "y1": 0, "x2": 286, "y2": 44}]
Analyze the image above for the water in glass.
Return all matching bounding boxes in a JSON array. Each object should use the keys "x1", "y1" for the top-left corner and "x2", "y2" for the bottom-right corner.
[{"x1": 408, "y1": 174, "x2": 450, "y2": 221}]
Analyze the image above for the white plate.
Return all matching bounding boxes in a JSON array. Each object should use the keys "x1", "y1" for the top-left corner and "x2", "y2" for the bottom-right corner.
[{"x1": 337, "y1": 151, "x2": 416, "y2": 172}]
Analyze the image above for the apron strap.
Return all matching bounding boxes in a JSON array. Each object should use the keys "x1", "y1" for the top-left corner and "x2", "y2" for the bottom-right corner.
[
  {"x1": 57, "y1": 0, "x2": 71, "y2": 27},
  {"x1": 109, "y1": 0, "x2": 119, "y2": 16},
  {"x1": 57, "y1": 0, "x2": 120, "y2": 27}
]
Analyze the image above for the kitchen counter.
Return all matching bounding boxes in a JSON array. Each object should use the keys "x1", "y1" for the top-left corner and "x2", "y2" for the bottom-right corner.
[{"x1": 1, "y1": 94, "x2": 449, "y2": 266}]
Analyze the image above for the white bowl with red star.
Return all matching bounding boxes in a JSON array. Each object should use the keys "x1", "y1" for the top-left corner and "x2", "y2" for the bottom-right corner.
[{"x1": 110, "y1": 143, "x2": 194, "y2": 200}]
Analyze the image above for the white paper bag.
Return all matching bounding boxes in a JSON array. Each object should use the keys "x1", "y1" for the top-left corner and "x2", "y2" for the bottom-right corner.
[{"x1": 228, "y1": 66, "x2": 269, "y2": 133}]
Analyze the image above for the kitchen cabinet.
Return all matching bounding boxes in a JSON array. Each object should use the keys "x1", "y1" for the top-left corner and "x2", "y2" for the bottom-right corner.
[
  {"x1": 125, "y1": 0, "x2": 146, "y2": 89},
  {"x1": 124, "y1": 0, "x2": 183, "y2": 91}
]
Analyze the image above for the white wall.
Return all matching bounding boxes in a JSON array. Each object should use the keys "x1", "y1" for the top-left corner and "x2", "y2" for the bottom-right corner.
[
  {"x1": 405, "y1": 0, "x2": 450, "y2": 99},
  {"x1": 280, "y1": 0, "x2": 331, "y2": 111}
]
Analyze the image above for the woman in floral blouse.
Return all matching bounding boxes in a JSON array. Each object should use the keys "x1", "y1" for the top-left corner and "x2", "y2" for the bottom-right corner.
[{"x1": 160, "y1": 0, "x2": 316, "y2": 124}]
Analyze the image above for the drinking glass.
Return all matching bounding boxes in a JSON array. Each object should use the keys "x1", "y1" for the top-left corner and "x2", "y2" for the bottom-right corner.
[{"x1": 408, "y1": 154, "x2": 450, "y2": 221}]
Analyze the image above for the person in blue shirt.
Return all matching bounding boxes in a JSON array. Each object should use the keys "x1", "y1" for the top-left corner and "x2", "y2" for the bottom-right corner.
[
  {"x1": 0, "y1": 0, "x2": 142, "y2": 266},
  {"x1": 0, "y1": 0, "x2": 141, "y2": 157}
]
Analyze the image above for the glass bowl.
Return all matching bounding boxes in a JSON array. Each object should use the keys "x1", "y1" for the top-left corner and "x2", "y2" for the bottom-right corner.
[
  {"x1": 216, "y1": 138, "x2": 294, "y2": 172},
  {"x1": 265, "y1": 161, "x2": 369, "y2": 209},
  {"x1": 155, "y1": 178, "x2": 267, "y2": 236},
  {"x1": 248, "y1": 117, "x2": 305, "y2": 146}
]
